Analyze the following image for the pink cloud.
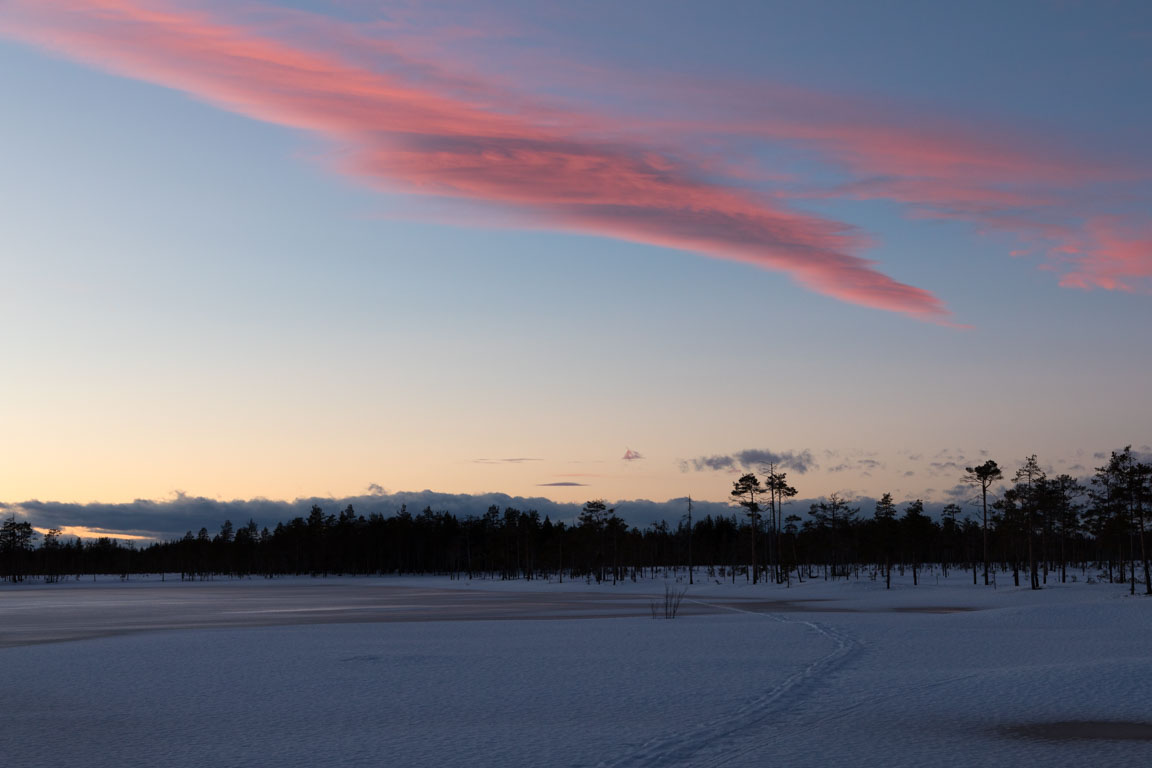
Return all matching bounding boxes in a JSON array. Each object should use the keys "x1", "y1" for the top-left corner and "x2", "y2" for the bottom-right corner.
[
  {"x1": 657, "y1": 102, "x2": 1150, "y2": 295},
  {"x1": 1057, "y1": 219, "x2": 1152, "y2": 292},
  {"x1": 468, "y1": 51, "x2": 1149, "y2": 295},
  {"x1": 0, "y1": 0, "x2": 953, "y2": 321}
]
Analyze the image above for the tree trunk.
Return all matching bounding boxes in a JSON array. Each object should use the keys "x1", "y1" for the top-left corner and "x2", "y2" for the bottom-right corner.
[
  {"x1": 982, "y1": 487, "x2": 990, "y2": 586},
  {"x1": 1140, "y1": 511, "x2": 1152, "y2": 596},
  {"x1": 1029, "y1": 528, "x2": 1040, "y2": 590},
  {"x1": 1060, "y1": 532, "x2": 1066, "y2": 584}
]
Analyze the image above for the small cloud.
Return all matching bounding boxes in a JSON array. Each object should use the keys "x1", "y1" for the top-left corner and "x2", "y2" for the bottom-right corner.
[
  {"x1": 828, "y1": 457, "x2": 883, "y2": 475},
  {"x1": 537, "y1": 481, "x2": 588, "y2": 487},
  {"x1": 737, "y1": 449, "x2": 816, "y2": 472},
  {"x1": 904, "y1": 471, "x2": 915, "y2": 477},
  {"x1": 473, "y1": 457, "x2": 542, "y2": 464},
  {"x1": 683, "y1": 448, "x2": 815, "y2": 474},
  {"x1": 686, "y1": 455, "x2": 736, "y2": 471},
  {"x1": 366, "y1": 483, "x2": 386, "y2": 496},
  {"x1": 622, "y1": 448, "x2": 643, "y2": 461}
]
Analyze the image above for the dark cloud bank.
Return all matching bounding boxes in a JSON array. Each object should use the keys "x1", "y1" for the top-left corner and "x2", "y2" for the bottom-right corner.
[
  {"x1": 0, "y1": 491, "x2": 732, "y2": 542},
  {"x1": 4, "y1": 488, "x2": 976, "y2": 543}
]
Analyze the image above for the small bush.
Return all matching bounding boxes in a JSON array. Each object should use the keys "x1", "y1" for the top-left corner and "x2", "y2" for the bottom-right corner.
[{"x1": 651, "y1": 583, "x2": 688, "y2": 619}]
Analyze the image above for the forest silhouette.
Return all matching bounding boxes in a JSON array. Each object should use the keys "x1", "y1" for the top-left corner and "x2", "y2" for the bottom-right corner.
[{"x1": 3, "y1": 448, "x2": 1149, "y2": 595}]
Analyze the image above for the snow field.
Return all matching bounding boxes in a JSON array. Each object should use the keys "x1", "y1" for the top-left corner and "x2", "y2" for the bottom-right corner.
[
  {"x1": 1, "y1": 613, "x2": 822, "y2": 767},
  {"x1": 2, "y1": 572, "x2": 1149, "y2": 767}
]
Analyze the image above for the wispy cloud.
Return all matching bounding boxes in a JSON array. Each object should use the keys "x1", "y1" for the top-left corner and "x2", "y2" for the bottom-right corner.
[
  {"x1": 826, "y1": 457, "x2": 884, "y2": 477},
  {"x1": 473, "y1": 43, "x2": 1152, "y2": 297},
  {"x1": 472, "y1": 457, "x2": 542, "y2": 464},
  {"x1": 606, "y1": 81, "x2": 1152, "y2": 295},
  {"x1": 622, "y1": 448, "x2": 643, "y2": 461},
  {"x1": 0, "y1": 0, "x2": 954, "y2": 321},
  {"x1": 1056, "y1": 218, "x2": 1152, "y2": 292},
  {"x1": 7, "y1": 1, "x2": 1145, "y2": 315},
  {"x1": 536, "y1": 481, "x2": 587, "y2": 487}
]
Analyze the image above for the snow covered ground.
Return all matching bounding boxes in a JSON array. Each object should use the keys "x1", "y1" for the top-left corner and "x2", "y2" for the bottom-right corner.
[{"x1": 2, "y1": 571, "x2": 1149, "y2": 767}]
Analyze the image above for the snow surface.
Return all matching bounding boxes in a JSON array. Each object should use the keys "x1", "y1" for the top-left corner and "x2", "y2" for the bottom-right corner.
[{"x1": 2, "y1": 571, "x2": 1149, "y2": 767}]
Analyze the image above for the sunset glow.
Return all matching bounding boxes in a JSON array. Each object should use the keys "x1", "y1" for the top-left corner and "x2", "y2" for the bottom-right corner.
[{"x1": 1, "y1": 0, "x2": 1150, "y2": 537}]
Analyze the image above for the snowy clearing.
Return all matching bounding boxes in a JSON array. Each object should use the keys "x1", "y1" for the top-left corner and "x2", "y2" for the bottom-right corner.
[{"x1": 2, "y1": 573, "x2": 1149, "y2": 767}]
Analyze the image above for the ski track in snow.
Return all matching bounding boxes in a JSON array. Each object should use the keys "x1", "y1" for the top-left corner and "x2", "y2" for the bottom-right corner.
[{"x1": 595, "y1": 599, "x2": 861, "y2": 768}]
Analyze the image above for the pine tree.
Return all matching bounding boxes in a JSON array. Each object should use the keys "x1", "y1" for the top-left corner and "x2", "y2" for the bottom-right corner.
[
  {"x1": 1049, "y1": 474, "x2": 1084, "y2": 584},
  {"x1": 0, "y1": 516, "x2": 36, "y2": 583},
  {"x1": 964, "y1": 460, "x2": 1003, "y2": 585},
  {"x1": 1014, "y1": 455, "x2": 1045, "y2": 590},
  {"x1": 874, "y1": 493, "x2": 897, "y2": 588},
  {"x1": 764, "y1": 465, "x2": 798, "y2": 584},
  {"x1": 730, "y1": 474, "x2": 764, "y2": 584}
]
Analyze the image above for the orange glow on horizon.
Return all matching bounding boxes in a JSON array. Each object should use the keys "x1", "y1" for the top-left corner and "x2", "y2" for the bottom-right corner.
[{"x1": 34, "y1": 526, "x2": 154, "y2": 542}]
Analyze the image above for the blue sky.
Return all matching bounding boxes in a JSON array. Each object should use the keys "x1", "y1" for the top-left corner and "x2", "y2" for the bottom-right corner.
[{"x1": 1, "y1": 1, "x2": 1150, "y2": 536}]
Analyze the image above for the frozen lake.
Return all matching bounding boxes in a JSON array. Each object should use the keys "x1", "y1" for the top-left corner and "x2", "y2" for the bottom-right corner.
[
  {"x1": 0, "y1": 577, "x2": 974, "y2": 648},
  {"x1": 2, "y1": 575, "x2": 1150, "y2": 767}
]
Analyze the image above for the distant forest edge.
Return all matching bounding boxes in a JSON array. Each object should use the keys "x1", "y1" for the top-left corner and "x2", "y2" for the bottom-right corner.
[{"x1": 2, "y1": 448, "x2": 1151, "y2": 595}]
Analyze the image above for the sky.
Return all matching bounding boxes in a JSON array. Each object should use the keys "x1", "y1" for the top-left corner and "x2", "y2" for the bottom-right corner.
[{"x1": 1, "y1": 0, "x2": 1151, "y2": 537}]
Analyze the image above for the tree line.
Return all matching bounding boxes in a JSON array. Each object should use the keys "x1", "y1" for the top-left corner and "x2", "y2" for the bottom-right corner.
[{"x1": 2, "y1": 447, "x2": 1149, "y2": 594}]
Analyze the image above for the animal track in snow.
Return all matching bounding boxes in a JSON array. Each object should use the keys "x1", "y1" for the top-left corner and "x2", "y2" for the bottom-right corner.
[{"x1": 595, "y1": 599, "x2": 861, "y2": 768}]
